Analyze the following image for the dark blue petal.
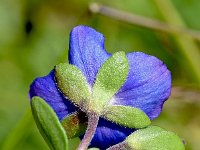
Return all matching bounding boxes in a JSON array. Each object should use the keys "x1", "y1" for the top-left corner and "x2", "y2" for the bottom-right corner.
[
  {"x1": 69, "y1": 25, "x2": 111, "y2": 85},
  {"x1": 29, "y1": 70, "x2": 76, "y2": 120},
  {"x1": 89, "y1": 119, "x2": 133, "y2": 150},
  {"x1": 112, "y1": 52, "x2": 171, "y2": 120}
]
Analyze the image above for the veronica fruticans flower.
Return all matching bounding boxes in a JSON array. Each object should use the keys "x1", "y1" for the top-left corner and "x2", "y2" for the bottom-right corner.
[{"x1": 29, "y1": 25, "x2": 171, "y2": 149}]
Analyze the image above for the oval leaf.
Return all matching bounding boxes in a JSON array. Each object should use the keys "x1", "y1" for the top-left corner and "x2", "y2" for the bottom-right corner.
[
  {"x1": 93, "y1": 52, "x2": 129, "y2": 112},
  {"x1": 126, "y1": 126, "x2": 185, "y2": 150},
  {"x1": 55, "y1": 63, "x2": 91, "y2": 108},
  {"x1": 61, "y1": 111, "x2": 87, "y2": 138},
  {"x1": 31, "y1": 96, "x2": 68, "y2": 150},
  {"x1": 103, "y1": 105, "x2": 150, "y2": 128}
]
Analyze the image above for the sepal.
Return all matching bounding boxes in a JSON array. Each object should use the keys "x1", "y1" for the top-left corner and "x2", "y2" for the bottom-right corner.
[
  {"x1": 103, "y1": 105, "x2": 150, "y2": 129},
  {"x1": 61, "y1": 111, "x2": 87, "y2": 138},
  {"x1": 125, "y1": 126, "x2": 185, "y2": 150},
  {"x1": 92, "y1": 51, "x2": 129, "y2": 113},
  {"x1": 55, "y1": 63, "x2": 91, "y2": 110}
]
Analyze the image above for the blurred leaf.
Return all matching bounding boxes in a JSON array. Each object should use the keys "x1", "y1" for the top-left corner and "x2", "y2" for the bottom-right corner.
[
  {"x1": 1, "y1": 110, "x2": 33, "y2": 150},
  {"x1": 0, "y1": 0, "x2": 23, "y2": 50}
]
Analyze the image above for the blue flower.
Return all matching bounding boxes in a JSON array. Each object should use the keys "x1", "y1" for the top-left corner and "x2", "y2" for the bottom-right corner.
[{"x1": 29, "y1": 25, "x2": 171, "y2": 149}]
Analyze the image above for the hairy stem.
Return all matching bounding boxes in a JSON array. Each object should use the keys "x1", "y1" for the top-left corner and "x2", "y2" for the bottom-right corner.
[
  {"x1": 107, "y1": 141, "x2": 131, "y2": 150},
  {"x1": 77, "y1": 112, "x2": 99, "y2": 150}
]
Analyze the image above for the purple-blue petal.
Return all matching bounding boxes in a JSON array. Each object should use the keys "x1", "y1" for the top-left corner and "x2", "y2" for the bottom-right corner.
[
  {"x1": 29, "y1": 70, "x2": 76, "y2": 120},
  {"x1": 68, "y1": 25, "x2": 111, "y2": 85},
  {"x1": 89, "y1": 118, "x2": 133, "y2": 150},
  {"x1": 112, "y1": 52, "x2": 171, "y2": 120}
]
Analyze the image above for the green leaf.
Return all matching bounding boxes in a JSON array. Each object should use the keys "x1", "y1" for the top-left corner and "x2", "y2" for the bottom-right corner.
[
  {"x1": 31, "y1": 96, "x2": 68, "y2": 150},
  {"x1": 103, "y1": 105, "x2": 150, "y2": 129},
  {"x1": 61, "y1": 111, "x2": 87, "y2": 139},
  {"x1": 126, "y1": 126, "x2": 185, "y2": 150},
  {"x1": 92, "y1": 51, "x2": 129, "y2": 112},
  {"x1": 55, "y1": 63, "x2": 91, "y2": 108}
]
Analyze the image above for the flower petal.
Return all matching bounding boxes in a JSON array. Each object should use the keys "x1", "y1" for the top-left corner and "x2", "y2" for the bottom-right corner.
[
  {"x1": 69, "y1": 25, "x2": 111, "y2": 85},
  {"x1": 112, "y1": 52, "x2": 171, "y2": 120},
  {"x1": 89, "y1": 119, "x2": 133, "y2": 150},
  {"x1": 29, "y1": 70, "x2": 76, "y2": 120}
]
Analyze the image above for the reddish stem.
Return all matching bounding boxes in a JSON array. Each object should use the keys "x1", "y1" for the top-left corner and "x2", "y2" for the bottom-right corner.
[{"x1": 77, "y1": 112, "x2": 99, "y2": 150}]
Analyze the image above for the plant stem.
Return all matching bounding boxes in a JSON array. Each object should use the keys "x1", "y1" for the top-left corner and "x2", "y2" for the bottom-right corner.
[
  {"x1": 107, "y1": 141, "x2": 131, "y2": 150},
  {"x1": 153, "y1": 0, "x2": 200, "y2": 83},
  {"x1": 89, "y1": 2, "x2": 200, "y2": 41},
  {"x1": 77, "y1": 112, "x2": 99, "y2": 150}
]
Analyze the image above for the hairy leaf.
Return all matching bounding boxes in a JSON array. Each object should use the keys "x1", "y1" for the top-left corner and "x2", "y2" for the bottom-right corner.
[
  {"x1": 93, "y1": 52, "x2": 129, "y2": 113},
  {"x1": 103, "y1": 105, "x2": 150, "y2": 129},
  {"x1": 55, "y1": 63, "x2": 91, "y2": 108},
  {"x1": 126, "y1": 126, "x2": 185, "y2": 150}
]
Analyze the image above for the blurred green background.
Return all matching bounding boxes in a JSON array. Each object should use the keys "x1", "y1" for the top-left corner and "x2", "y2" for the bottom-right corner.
[{"x1": 0, "y1": 0, "x2": 200, "y2": 150}]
